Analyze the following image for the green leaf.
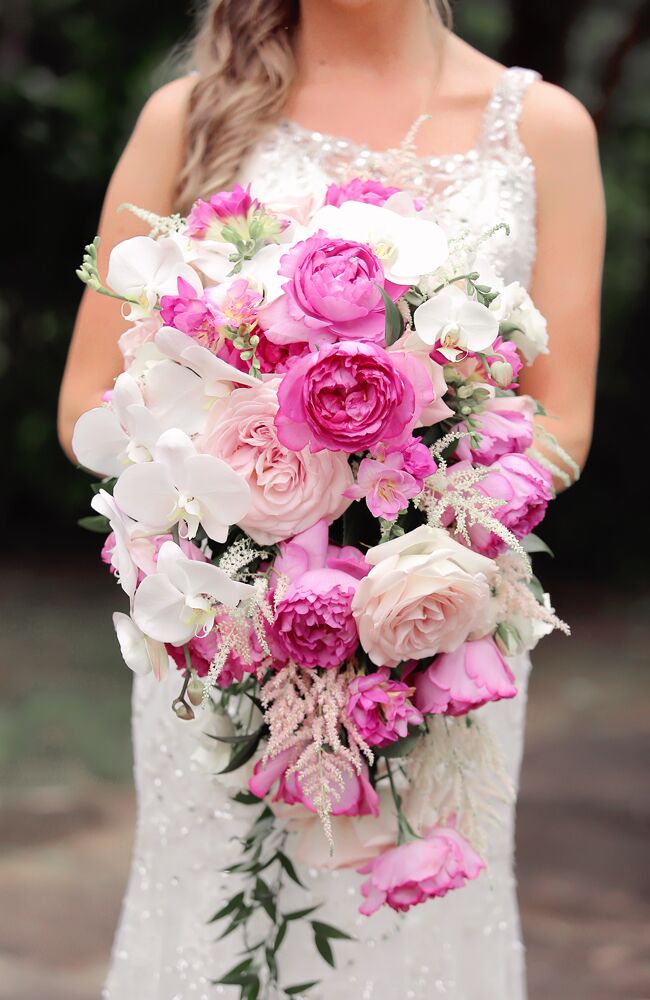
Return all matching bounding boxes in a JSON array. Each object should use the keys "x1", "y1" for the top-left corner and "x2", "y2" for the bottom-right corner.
[
  {"x1": 77, "y1": 514, "x2": 110, "y2": 533},
  {"x1": 243, "y1": 976, "x2": 261, "y2": 1000},
  {"x1": 253, "y1": 877, "x2": 276, "y2": 921},
  {"x1": 313, "y1": 933, "x2": 335, "y2": 967},
  {"x1": 374, "y1": 727, "x2": 423, "y2": 759},
  {"x1": 232, "y1": 790, "x2": 261, "y2": 806},
  {"x1": 276, "y1": 851, "x2": 306, "y2": 888},
  {"x1": 377, "y1": 284, "x2": 404, "y2": 347},
  {"x1": 265, "y1": 946, "x2": 278, "y2": 981},
  {"x1": 283, "y1": 982, "x2": 321, "y2": 996},
  {"x1": 522, "y1": 533, "x2": 554, "y2": 557},
  {"x1": 274, "y1": 919, "x2": 288, "y2": 952},
  {"x1": 213, "y1": 957, "x2": 254, "y2": 985},
  {"x1": 216, "y1": 909, "x2": 251, "y2": 941},
  {"x1": 207, "y1": 891, "x2": 245, "y2": 924},
  {"x1": 218, "y1": 728, "x2": 263, "y2": 774},
  {"x1": 310, "y1": 920, "x2": 354, "y2": 942},
  {"x1": 284, "y1": 904, "x2": 321, "y2": 921},
  {"x1": 497, "y1": 319, "x2": 524, "y2": 339},
  {"x1": 208, "y1": 726, "x2": 264, "y2": 745},
  {"x1": 527, "y1": 574, "x2": 546, "y2": 604}
]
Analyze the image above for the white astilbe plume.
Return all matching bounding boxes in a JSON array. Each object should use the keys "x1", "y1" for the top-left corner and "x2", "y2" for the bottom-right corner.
[
  {"x1": 530, "y1": 423, "x2": 581, "y2": 490},
  {"x1": 120, "y1": 203, "x2": 185, "y2": 238},
  {"x1": 495, "y1": 552, "x2": 570, "y2": 637},
  {"x1": 260, "y1": 664, "x2": 374, "y2": 850},
  {"x1": 405, "y1": 714, "x2": 514, "y2": 859},
  {"x1": 218, "y1": 537, "x2": 271, "y2": 581},
  {"x1": 415, "y1": 432, "x2": 530, "y2": 564}
]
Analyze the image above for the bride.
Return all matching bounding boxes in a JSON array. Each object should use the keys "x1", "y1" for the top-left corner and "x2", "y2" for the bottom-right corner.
[{"x1": 58, "y1": 1, "x2": 604, "y2": 997}]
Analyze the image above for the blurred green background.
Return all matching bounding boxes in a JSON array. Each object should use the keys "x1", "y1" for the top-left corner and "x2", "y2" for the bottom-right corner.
[{"x1": 0, "y1": 2, "x2": 649, "y2": 999}]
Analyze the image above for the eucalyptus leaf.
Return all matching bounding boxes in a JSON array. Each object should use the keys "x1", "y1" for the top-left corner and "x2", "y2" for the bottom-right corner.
[{"x1": 377, "y1": 284, "x2": 404, "y2": 347}]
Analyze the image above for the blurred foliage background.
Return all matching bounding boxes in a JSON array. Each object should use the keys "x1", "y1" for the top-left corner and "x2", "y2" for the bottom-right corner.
[{"x1": 0, "y1": 0, "x2": 649, "y2": 580}]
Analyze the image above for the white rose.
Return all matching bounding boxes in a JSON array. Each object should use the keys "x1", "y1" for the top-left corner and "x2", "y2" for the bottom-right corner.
[
  {"x1": 493, "y1": 281, "x2": 549, "y2": 364},
  {"x1": 351, "y1": 525, "x2": 497, "y2": 668}
]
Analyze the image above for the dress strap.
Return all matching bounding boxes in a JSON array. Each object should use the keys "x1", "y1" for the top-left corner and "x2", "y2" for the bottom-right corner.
[{"x1": 478, "y1": 66, "x2": 542, "y2": 156}]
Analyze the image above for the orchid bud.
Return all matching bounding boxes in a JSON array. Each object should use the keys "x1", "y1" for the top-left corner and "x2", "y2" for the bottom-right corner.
[
  {"x1": 490, "y1": 361, "x2": 514, "y2": 388},
  {"x1": 187, "y1": 676, "x2": 205, "y2": 707},
  {"x1": 172, "y1": 698, "x2": 195, "y2": 721}
]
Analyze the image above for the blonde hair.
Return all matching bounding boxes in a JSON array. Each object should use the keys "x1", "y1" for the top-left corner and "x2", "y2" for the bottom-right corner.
[{"x1": 175, "y1": 0, "x2": 453, "y2": 214}]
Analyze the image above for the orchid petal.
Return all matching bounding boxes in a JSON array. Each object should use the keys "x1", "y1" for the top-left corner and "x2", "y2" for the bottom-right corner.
[
  {"x1": 113, "y1": 611, "x2": 169, "y2": 677},
  {"x1": 113, "y1": 461, "x2": 178, "y2": 531},
  {"x1": 132, "y1": 573, "x2": 194, "y2": 644},
  {"x1": 72, "y1": 407, "x2": 129, "y2": 478}
]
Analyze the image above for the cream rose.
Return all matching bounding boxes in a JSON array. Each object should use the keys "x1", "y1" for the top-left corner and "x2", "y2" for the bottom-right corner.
[
  {"x1": 351, "y1": 525, "x2": 497, "y2": 667},
  {"x1": 201, "y1": 378, "x2": 353, "y2": 545}
]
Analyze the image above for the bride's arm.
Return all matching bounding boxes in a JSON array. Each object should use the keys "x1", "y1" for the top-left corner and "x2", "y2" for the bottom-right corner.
[
  {"x1": 57, "y1": 76, "x2": 195, "y2": 462},
  {"x1": 518, "y1": 81, "x2": 605, "y2": 491}
]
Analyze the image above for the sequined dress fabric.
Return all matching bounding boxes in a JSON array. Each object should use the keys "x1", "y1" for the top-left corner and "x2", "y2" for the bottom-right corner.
[{"x1": 103, "y1": 66, "x2": 541, "y2": 1000}]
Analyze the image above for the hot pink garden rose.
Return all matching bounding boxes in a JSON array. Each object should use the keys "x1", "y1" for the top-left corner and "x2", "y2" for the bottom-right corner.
[
  {"x1": 413, "y1": 637, "x2": 517, "y2": 717},
  {"x1": 352, "y1": 526, "x2": 496, "y2": 668},
  {"x1": 249, "y1": 745, "x2": 379, "y2": 817},
  {"x1": 202, "y1": 379, "x2": 353, "y2": 545},
  {"x1": 455, "y1": 396, "x2": 535, "y2": 466},
  {"x1": 325, "y1": 178, "x2": 401, "y2": 208},
  {"x1": 346, "y1": 668, "x2": 423, "y2": 747},
  {"x1": 260, "y1": 231, "x2": 406, "y2": 348},
  {"x1": 272, "y1": 521, "x2": 368, "y2": 670},
  {"x1": 357, "y1": 826, "x2": 484, "y2": 915},
  {"x1": 275, "y1": 341, "x2": 435, "y2": 454}
]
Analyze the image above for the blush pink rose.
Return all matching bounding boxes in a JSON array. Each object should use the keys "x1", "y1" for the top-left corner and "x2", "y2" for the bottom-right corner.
[
  {"x1": 273, "y1": 521, "x2": 367, "y2": 669},
  {"x1": 202, "y1": 379, "x2": 353, "y2": 545},
  {"x1": 260, "y1": 231, "x2": 406, "y2": 349},
  {"x1": 455, "y1": 396, "x2": 535, "y2": 466},
  {"x1": 357, "y1": 826, "x2": 484, "y2": 915},
  {"x1": 275, "y1": 341, "x2": 435, "y2": 455},
  {"x1": 346, "y1": 668, "x2": 424, "y2": 747},
  {"x1": 413, "y1": 637, "x2": 517, "y2": 717},
  {"x1": 249, "y1": 745, "x2": 379, "y2": 817},
  {"x1": 352, "y1": 526, "x2": 497, "y2": 668},
  {"x1": 325, "y1": 178, "x2": 401, "y2": 208}
]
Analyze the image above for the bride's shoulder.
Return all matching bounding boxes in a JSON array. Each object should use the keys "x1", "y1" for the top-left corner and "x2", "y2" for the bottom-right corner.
[
  {"x1": 519, "y1": 77, "x2": 599, "y2": 165},
  {"x1": 134, "y1": 74, "x2": 197, "y2": 140}
]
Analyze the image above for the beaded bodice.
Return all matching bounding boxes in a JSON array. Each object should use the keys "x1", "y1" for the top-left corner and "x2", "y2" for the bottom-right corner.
[{"x1": 239, "y1": 66, "x2": 541, "y2": 291}]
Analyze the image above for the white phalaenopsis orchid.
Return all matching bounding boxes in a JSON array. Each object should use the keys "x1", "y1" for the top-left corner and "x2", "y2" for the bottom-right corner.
[
  {"x1": 492, "y1": 281, "x2": 549, "y2": 364},
  {"x1": 72, "y1": 372, "x2": 163, "y2": 477},
  {"x1": 106, "y1": 236, "x2": 202, "y2": 317},
  {"x1": 413, "y1": 285, "x2": 499, "y2": 361},
  {"x1": 113, "y1": 428, "x2": 250, "y2": 541},
  {"x1": 91, "y1": 489, "x2": 141, "y2": 598},
  {"x1": 155, "y1": 327, "x2": 259, "y2": 398},
  {"x1": 131, "y1": 540, "x2": 254, "y2": 645},
  {"x1": 113, "y1": 611, "x2": 169, "y2": 678},
  {"x1": 309, "y1": 201, "x2": 448, "y2": 284}
]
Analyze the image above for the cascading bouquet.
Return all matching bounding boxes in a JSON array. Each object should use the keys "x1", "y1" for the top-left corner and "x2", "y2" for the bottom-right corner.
[{"x1": 73, "y1": 178, "x2": 574, "y2": 995}]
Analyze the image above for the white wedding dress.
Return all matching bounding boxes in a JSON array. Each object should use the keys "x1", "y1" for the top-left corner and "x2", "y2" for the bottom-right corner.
[{"x1": 103, "y1": 66, "x2": 541, "y2": 1000}]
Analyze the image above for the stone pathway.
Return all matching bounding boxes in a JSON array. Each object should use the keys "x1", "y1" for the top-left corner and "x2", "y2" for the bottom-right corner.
[{"x1": 1, "y1": 559, "x2": 649, "y2": 999}]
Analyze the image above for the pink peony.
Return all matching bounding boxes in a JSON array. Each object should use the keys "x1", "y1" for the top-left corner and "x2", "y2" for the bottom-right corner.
[
  {"x1": 325, "y1": 178, "x2": 401, "y2": 208},
  {"x1": 260, "y1": 231, "x2": 406, "y2": 349},
  {"x1": 344, "y1": 454, "x2": 421, "y2": 520},
  {"x1": 346, "y1": 668, "x2": 423, "y2": 747},
  {"x1": 357, "y1": 827, "x2": 484, "y2": 915},
  {"x1": 451, "y1": 454, "x2": 553, "y2": 558},
  {"x1": 455, "y1": 396, "x2": 535, "y2": 466},
  {"x1": 250, "y1": 746, "x2": 379, "y2": 817},
  {"x1": 186, "y1": 184, "x2": 258, "y2": 240},
  {"x1": 202, "y1": 379, "x2": 353, "y2": 545},
  {"x1": 413, "y1": 637, "x2": 517, "y2": 717},
  {"x1": 272, "y1": 521, "x2": 367, "y2": 670},
  {"x1": 275, "y1": 341, "x2": 435, "y2": 455},
  {"x1": 352, "y1": 526, "x2": 496, "y2": 669}
]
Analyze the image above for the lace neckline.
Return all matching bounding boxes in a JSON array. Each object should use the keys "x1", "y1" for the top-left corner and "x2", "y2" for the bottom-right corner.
[{"x1": 278, "y1": 66, "x2": 539, "y2": 168}]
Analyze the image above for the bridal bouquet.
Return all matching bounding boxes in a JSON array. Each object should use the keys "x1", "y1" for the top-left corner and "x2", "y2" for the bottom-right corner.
[{"x1": 73, "y1": 178, "x2": 572, "y2": 995}]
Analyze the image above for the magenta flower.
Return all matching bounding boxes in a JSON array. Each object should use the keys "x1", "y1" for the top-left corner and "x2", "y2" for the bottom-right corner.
[
  {"x1": 160, "y1": 277, "x2": 223, "y2": 349},
  {"x1": 272, "y1": 521, "x2": 367, "y2": 670},
  {"x1": 260, "y1": 230, "x2": 406, "y2": 349},
  {"x1": 357, "y1": 827, "x2": 484, "y2": 915},
  {"x1": 255, "y1": 329, "x2": 309, "y2": 374},
  {"x1": 483, "y1": 336, "x2": 523, "y2": 389},
  {"x1": 344, "y1": 455, "x2": 420, "y2": 520},
  {"x1": 325, "y1": 178, "x2": 401, "y2": 208},
  {"x1": 346, "y1": 668, "x2": 423, "y2": 747},
  {"x1": 455, "y1": 396, "x2": 535, "y2": 466},
  {"x1": 249, "y1": 747, "x2": 379, "y2": 817},
  {"x1": 413, "y1": 637, "x2": 517, "y2": 717},
  {"x1": 186, "y1": 184, "x2": 259, "y2": 240},
  {"x1": 275, "y1": 341, "x2": 435, "y2": 455}
]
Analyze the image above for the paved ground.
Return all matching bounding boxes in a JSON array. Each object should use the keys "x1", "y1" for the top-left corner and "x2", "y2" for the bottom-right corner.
[{"x1": 1, "y1": 555, "x2": 649, "y2": 999}]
